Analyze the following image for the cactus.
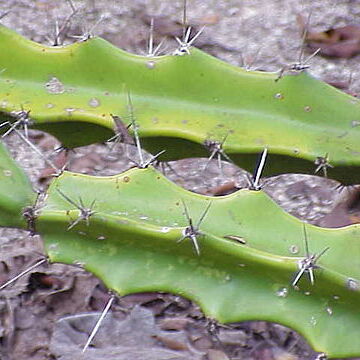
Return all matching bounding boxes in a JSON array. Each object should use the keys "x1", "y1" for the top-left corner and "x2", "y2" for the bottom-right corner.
[
  {"x1": 0, "y1": 21, "x2": 360, "y2": 359},
  {"x1": 0, "y1": 158, "x2": 358, "y2": 358},
  {"x1": 1, "y1": 25, "x2": 360, "y2": 184},
  {"x1": 0, "y1": 141, "x2": 35, "y2": 228}
]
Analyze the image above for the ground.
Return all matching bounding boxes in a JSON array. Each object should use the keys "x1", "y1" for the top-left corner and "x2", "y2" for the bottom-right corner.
[{"x1": 0, "y1": 0, "x2": 359, "y2": 359}]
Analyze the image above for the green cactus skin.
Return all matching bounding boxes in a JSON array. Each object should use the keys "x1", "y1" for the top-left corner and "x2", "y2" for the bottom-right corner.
[
  {"x1": 35, "y1": 166, "x2": 360, "y2": 358},
  {"x1": 0, "y1": 141, "x2": 35, "y2": 228},
  {"x1": 0, "y1": 25, "x2": 359, "y2": 184}
]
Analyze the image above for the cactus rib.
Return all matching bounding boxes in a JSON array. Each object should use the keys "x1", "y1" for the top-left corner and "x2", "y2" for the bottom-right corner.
[
  {"x1": 0, "y1": 141, "x2": 35, "y2": 228},
  {"x1": 34, "y1": 166, "x2": 360, "y2": 358},
  {"x1": 0, "y1": 25, "x2": 360, "y2": 183}
]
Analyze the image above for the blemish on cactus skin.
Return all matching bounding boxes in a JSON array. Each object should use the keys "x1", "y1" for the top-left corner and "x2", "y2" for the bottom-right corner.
[
  {"x1": 146, "y1": 61, "x2": 156, "y2": 69},
  {"x1": 48, "y1": 243, "x2": 58, "y2": 250},
  {"x1": 304, "y1": 106, "x2": 312, "y2": 112},
  {"x1": 3, "y1": 169, "x2": 12, "y2": 176},
  {"x1": 89, "y1": 97, "x2": 100, "y2": 107},
  {"x1": 45, "y1": 76, "x2": 65, "y2": 94},
  {"x1": 46, "y1": 103, "x2": 55, "y2": 109},
  {"x1": 274, "y1": 93, "x2": 284, "y2": 99},
  {"x1": 276, "y1": 287, "x2": 288, "y2": 298},
  {"x1": 347, "y1": 278, "x2": 359, "y2": 291},
  {"x1": 310, "y1": 316, "x2": 317, "y2": 326},
  {"x1": 337, "y1": 131, "x2": 348, "y2": 138},
  {"x1": 289, "y1": 245, "x2": 299, "y2": 254},
  {"x1": 123, "y1": 176, "x2": 130, "y2": 183},
  {"x1": 326, "y1": 307, "x2": 333, "y2": 316},
  {"x1": 224, "y1": 235, "x2": 246, "y2": 244},
  {"x1": 48, "y1": 243, "x2": 59, "y2": 255},
  {"x1": 65, "y1": 108, "x2": 76, "y2": 115},
  {"x1": 72, "y1": 260, "x2": 86, "y2": 267}
]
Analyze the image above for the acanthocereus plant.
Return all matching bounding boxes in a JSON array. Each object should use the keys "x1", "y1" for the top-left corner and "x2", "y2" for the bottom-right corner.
[{"x1": 0, "y1": 5, "x2": 359, "y2": 358}]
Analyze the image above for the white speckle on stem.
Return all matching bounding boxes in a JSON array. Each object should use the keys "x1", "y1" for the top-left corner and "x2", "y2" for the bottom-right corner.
[
  {"x1": 326, "y1": 306, "x2": 333, "y2": 316},
  {"x1": 289, "y1": 245, "x2": 299, "y2": 254},
  {"x1": 276, "y1": 287, "x2": 288, "y2": 298},
  {"x1": 45, "y1": 76, "x2": 65, "y2": 94},
  {"x1": 347, "y1": 278, "x2": 359, "y2": 291},
  {"x1": 89, "y1": 97, "x2": 101, "y2": 107}
]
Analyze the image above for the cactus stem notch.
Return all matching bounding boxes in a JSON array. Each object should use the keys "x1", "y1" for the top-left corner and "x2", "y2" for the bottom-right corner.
[
  {"x1": 247, "y1": 148, "x2": 268, "y2": 191},
  {"x1": 314, "y1": 153, "x2": 333, "y2": 178},
  {"x1": 292, "y1": 225, "x2": 330, "y2": 287},
  {"x1": 56, "y1": 189, "x2": 96, "y2": 230},
  {"x1": 173, "y1": 26, "x2": 205, "y2": 56},
  {"x1": 45, "y1": 0, "x2": 78, "y2": 47},
  {"x1": 1, "y1": 107, "x2": 32, "y2": 139},
  {"x1": 177, "y1": 200, "x2": 212, "y2": 256},
  {"x1": 126, "y1": 93, "x2": 165, "y2": 168},
  {"x1": 22, "y1": 190, "x2": 45, "y2": 234},
  {"x1": 275, "y1": 13, "x2": 320, "y2": 82},
  {"x1": 70, "y1": 14, "x2": 105, "y2": 43},
  {"x1": 203, "y1": 133, "x2": 233, "y2": 174},
  {"x1": 276, "y1": 47, "x2": 320, "y2": 82},
  {"x1": 174, "y1": 0, "x2": 205, "y2": 56},
  {"x1": 107, "y1": 114, "x2": 133, "y2": 149}
]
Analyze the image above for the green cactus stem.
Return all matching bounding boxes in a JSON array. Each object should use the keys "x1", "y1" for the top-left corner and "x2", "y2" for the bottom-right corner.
[
  {"x1": 35, "y1": 166, "x2": 360, "y2": 358},
  {"x1": 0, "y1": 25, "x2": 359, "y2": 184},
  {"x1": 0, "y1": 141, "x2": 35, "y2": 228}
]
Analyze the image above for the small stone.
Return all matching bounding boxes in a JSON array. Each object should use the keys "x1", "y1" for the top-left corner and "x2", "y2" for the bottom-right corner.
[
  {"x1": 160, "y1": 317, "x2": 191, "y2": 331},
  {"x1": 218, "y1": 329, "x2": 247, "y2": 346},
  {"x1": 207, "y1": 349, "x2": 230, "y2": 360}
]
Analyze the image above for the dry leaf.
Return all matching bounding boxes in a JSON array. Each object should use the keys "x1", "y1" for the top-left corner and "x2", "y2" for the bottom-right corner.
[{"x1": 298, "y1": 15, "x2": 360, "y2": 58}]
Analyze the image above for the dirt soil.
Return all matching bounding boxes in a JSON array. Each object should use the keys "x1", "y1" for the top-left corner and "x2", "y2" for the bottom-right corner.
[{"x1": 0, "y1": 0, "x2": 360, "y2": 359}]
